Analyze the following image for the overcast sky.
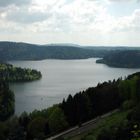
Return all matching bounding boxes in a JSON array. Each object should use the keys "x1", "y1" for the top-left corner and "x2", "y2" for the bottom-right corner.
[{"x1": 0, "y1": 0, "x2": 140, "y2": 46}]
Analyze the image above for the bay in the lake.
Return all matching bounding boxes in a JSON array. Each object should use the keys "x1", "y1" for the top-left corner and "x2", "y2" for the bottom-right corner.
[{"x1": 9, "y1": 58, "x2": 140, "y2": 115}]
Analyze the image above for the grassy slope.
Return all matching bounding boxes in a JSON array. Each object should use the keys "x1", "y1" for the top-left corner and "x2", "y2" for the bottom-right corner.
[{"x1": 67, "y1": 109, "x2": 131, "y2": 140}]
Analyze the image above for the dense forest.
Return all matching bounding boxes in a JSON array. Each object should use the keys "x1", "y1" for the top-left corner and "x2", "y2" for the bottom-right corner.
[
  {"x1": 88, "y1": 73, "x2": 140, "y2": 140},
  {"x1": 0, "y1": 41, "x2": 108, "y2": 60},
  {"x1": 0, "y1": 82, "x2": 14, "y2": 121},
  {"x1": 96, "y1": 50, "x2": 140, "y2": 68},
  {"x1": 80, "y1": 72, "x2": 140, "y2": 140},
  {"x1": 1, "y1": 72, "x2": 140, "y2": 139},
  {"x1": 0, "y1": 63, "x2": 42, "y2": 82},
  {"x1": 0, "y1": 41, "x2": 138, "y2": 61},
  {"x1": 1, "y1": 41, "x2": 140, "y2": 69}
]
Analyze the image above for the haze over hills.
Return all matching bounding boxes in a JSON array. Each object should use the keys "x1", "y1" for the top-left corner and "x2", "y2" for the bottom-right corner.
[
  {"x1": 0, "y1": 41, "x2": 140, "y2": 61},
  {"x1": 86, "y1": 46, "x2": 140, "y2": 51}
]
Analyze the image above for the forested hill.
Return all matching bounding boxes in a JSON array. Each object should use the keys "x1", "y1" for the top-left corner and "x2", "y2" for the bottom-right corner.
[
  {"x1": 0, "y1": 41, "x2": 105, "y2": 60},
  {"x1": 0, "y1": 41, "x2": 138, "y2": 61},
  {"x1": 96, "y1": 50, "x2": 140, "y2": 68}
]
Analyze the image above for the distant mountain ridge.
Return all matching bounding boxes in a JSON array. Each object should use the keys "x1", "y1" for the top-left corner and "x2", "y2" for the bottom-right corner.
[
  {"x1": 44, "y1": 43, "x2": 81, "y2": 47},
  {"x1": 0, "y1": 41, "x2": 106, "y2": 61},
  {"x1": 0, "y1": 41, "x2": 140, "y2": 61}
]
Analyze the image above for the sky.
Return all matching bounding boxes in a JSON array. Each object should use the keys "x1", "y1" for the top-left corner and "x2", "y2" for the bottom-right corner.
[{"x1": 0, "y1": 0, "x2": 140, "y2": 46}]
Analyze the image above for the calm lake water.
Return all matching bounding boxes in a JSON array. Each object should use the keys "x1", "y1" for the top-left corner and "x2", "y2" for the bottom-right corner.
[{"x1": 9, "y1": 58, "x2": 140, "y2": 115}]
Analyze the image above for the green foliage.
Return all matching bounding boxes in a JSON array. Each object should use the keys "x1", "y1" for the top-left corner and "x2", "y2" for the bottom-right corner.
[
  {"x1": 80, "y1": 72, "x2": 140, "y2": 140},
  {"x1": 1, "y1": 71, "x2": 140, "y2": 139},
  {"x1": 0, "y1": 63, "x2": 42, "y2": 82},
  {"x1": 122, "y1": 100, "x2": 135, "y2": 110},
  {"x1": 61, "y1": 79, "x2": 122, "y2": 127},
  {"x1": 0, "y1": 122, "x2": 8, "y2": 140},
  {"x1": 47, "y1": 106, "x2": 69, "y2": 133},
  {"x1": 70, "y1": 110, "x2": 130, "y2": 140},
  {"x1": 27, "y1": 116, "x2": 47, "y2": 140},
  {"x1": 127, "y1": 103, "x2": 140, "y2": 122},
  {"x1": 119, "y1": 75, "x2": 140, "y2": 103},
  {"x1": 29, "y1": 109, "x2": 48, "y2": 121},
  {"x1": 0, "y1": 82, "x2": 15, "y2": 121},
  {"x1": 18, "y1": 106, "x2": 69, "y2": 139},
  {"x1": 81, "y1": 73, "x2": 140, "y2": 140},
  {"x1": 97, "y1": 128, "x2": 114, "y2": 140},
  {"x1": 96, "y1": 116, "x2": 136, "y2": 140},
  {"x1": 83, "y1": 135, "x2": 95, "y2": 140},
  {"x1": 119, "y1": 80, "x2": 131, "y2": 100},
  {"x1": 19, "y1": 111, "x2": 30, "y2": 130},
  {"x1": 18, "y1": 106, "x2": 69, "y2": 138},
  {"x1": 0, "y1": 117, "x2": 26, "y2": 140}
]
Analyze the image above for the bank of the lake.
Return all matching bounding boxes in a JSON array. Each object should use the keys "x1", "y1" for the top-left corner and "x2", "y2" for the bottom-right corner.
[{"x1": 9, "y1": 58, "x2": 140, "y2": 115}]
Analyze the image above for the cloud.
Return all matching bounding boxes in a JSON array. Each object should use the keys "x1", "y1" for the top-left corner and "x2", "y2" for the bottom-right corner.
[
  {"x1": 5, "y1": 0, "x2": 104, "y2": 30},
  {"x1": 114, "y1": 9, "x2": 140, "y2": 32},
  {"x1": 109, "y1": 0, "x2": 131, "y2": 1},
  {"x1": 0, "y1": 0, "x2": 140, "y2": 45},
  {"x1": 6, "y1": 9, "x2": 50, "y2": 24},
  {"x1": 0, "y1": 0, "x2": 31, "y2": 7},
  {"x1": 108, "y1": 0, "x2": 140, "y2": 4},
  {"x1": 0, "y1": 0, "x2": 139, "y2": 32}
]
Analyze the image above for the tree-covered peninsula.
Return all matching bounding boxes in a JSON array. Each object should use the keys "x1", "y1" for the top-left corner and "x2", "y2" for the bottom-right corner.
[
  {"x1": 0, "y1": 63, "x2": 42, "y2": 82},
  {"x1": 96, "y1": 50, "x2": 140, "y2": 68},
  {"x1": 0, "y1": 63, "x2": 42, "y2": 139}
]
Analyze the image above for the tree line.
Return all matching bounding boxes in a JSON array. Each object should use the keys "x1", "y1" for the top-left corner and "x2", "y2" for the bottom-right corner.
[
  {"x1": 96, "y1": 73, "x2": 140, "y2": 140},
  {"x1": 1, "y1": 71, "x2": 140, "y2": 139}
]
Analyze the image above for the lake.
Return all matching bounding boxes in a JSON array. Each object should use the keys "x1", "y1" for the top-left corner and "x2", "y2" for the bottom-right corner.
[{"x1": 9, "y1": 58, "x2": 140, "y2": 115}]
